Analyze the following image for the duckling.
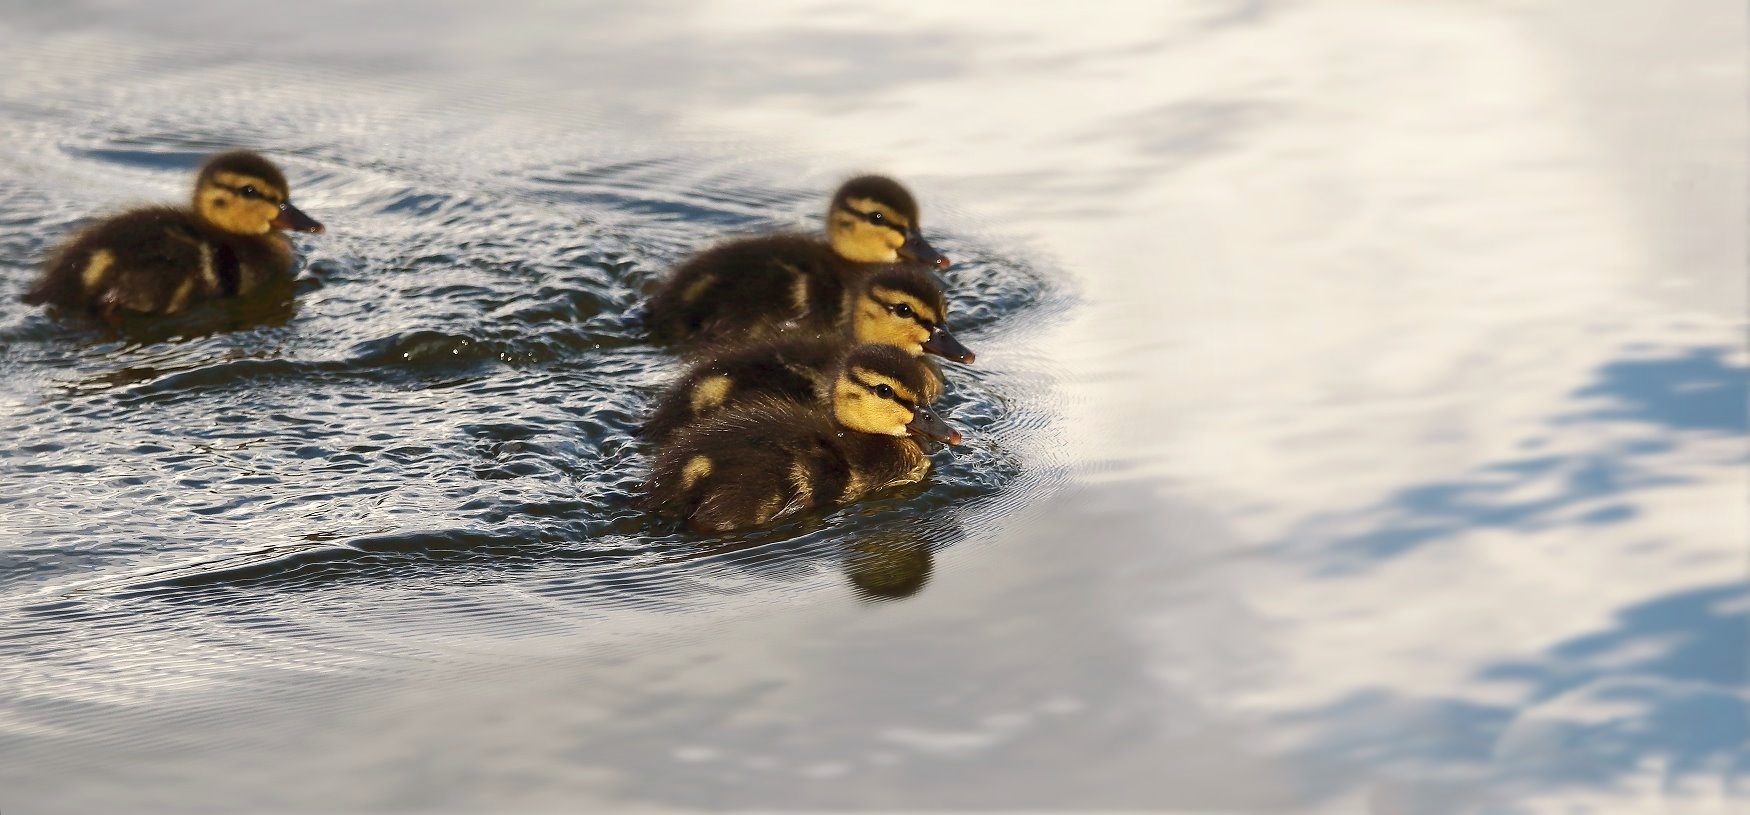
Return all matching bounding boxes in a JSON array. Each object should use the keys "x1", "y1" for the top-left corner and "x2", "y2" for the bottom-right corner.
[
  {"x1": 638, "y1": 264, "x2": 976, "y2": 441},
  {"x1": 648, "y1": 243, "x2": 975, "y2": 357},
  {"x1": 21, "y1": 150, "x2": 325, "y2": 322},
  {"x1": 645, "y1": 343, "x2": 961, "y2": 534},
  {"x1": 645, "y1": 175, "x2": 950, "y2": 346}
]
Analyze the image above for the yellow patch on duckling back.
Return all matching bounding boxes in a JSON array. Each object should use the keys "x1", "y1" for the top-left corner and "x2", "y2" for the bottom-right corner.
[
  {"x1": 901, "y1": 448, "x2": 931, "y2": 484},
  {"x1": 197, "y1": 243, "x2": 219, "y2": 292},
  {"x1": 690, "y1": 374, "x2": 733, "y2": 413},
  {"x1": 165, "y1": 276, "x2": 198, "y2": 313},
  {"x1": 681, "y1": 455, "x2": 713, "y2": 491},
  {"x1": 841, "y1": 470, "x2": 867, "y2": 503},
  {"x1": 754, "y1": 493, "x2": 782, "y2": 525},
  {"x1": 787, "y1": 459, "x2": 815, "y2": 506},
  {"x1": 79, "y1": 250, "x2": 115, "y2": 292},
  {"x1": 679, "y1": 272, "x2": 716, "y2": 306}
]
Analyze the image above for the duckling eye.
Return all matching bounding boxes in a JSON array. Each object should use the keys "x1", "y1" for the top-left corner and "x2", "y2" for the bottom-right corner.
[
  {"x1": 890, "y1": 303, "x2": 914, "y2": 319},
  {"x1": 874, "y1": 384, "x2": 895, "y2": 399},
  {"x1": 239, "y1": 185, "x2": 261, "y2": 199},
  {"x1": 867, "y1": 211, "x2": 886, "y2": 224}
]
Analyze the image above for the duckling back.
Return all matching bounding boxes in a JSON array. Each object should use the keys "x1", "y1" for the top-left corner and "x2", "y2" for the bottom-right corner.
[
  {"x1": 644, "y1": 343, "x2": 955, "y2": 533},
  {"x1": 638, "y1": 335, "x2": 844, "y2": 443},
  {"x1": 643, "y1": 235, "x2": 853, "y2": 348},
  {"x1": 645, "y1": 395, "x2": 927, "y2": 533},
  {"x1": 23, "y1": 208, "x2": 290, "y2": 316}
]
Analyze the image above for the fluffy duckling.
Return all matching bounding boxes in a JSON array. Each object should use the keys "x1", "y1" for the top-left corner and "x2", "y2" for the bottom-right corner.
[
  {"x1": 638, "y1": 264, "x2": 976, "y2": 441},
  {"x1": 645, "y1": 175, "x2": 950, "y2": 345},
  {"x1": 647, "y1": 251, "x2": 975, "y2": 360},
  {"x1": 22, "y1": 150, "x2": 325, "y2": 321},
  {"x1": 821, "y1": 175, "x2": 949, "y2": 269},
  {"x1": 645, "y1": 344, "x2": 961, "y2": 534}
]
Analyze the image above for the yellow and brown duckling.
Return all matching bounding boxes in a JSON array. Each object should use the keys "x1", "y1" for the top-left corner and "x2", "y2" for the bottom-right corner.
[
  {"x1": 21, "y1": 150, "x2": 325, "y2": 322},
  {"x1": 644, "y1": 175, "x2": 950, "y2": 346},
  {"x1": 639, "y1": 335, "x2": 848, "y2": 443},
  {"x1": 644, "y1": 343, "x2": 961, "y2": 534},
  {"x1": 638, "y1": 264, "x2": 976, "y2": 441},
  {"x1": 646, "y1": 251, "x2": 975, "y2": 360},
  {"x1": 820, "y1": 175, "x2": 950, "y2": 270}
]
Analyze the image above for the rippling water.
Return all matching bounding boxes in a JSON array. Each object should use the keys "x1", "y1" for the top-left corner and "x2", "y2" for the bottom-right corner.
[
  {"x1": 2, "y1": 2, "x2": 1744, "y2": 812},
  {"x1": 1, "y1": 75, "x2": 1065, "y2": 613}
]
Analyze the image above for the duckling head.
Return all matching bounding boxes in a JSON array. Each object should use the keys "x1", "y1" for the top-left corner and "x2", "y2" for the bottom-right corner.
[
  {"x1": 851, "y1": 266, "x2": 976, "y2": 364},
  {"x1": 192, "y1": 151, "x2": 324, "y2": 236},
  {"x1": 832, "y1": 344, "x2": 962, "y2": 444},
  {"x1": 827, "y1": 175, "x2": 949, "y2": 269}
]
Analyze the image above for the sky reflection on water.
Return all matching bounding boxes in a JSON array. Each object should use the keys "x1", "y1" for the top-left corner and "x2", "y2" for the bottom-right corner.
[{"x1": 0, "y1": 1, "x2": 1744, "y2": 812}]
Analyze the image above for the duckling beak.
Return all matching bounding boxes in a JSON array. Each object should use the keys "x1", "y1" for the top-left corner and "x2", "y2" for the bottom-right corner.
[
  {"x1": 271, "y1": 201, "x2": 325, "y2": 234},
  {"x1": 920, "y1": 326, "x2": 976, "y2": 364},
  {"x1": 898, "y1": 232, "x2": 950, "y2": 270},
  {"x1": 906, "y1": 406, "x2": 962, "y2": 445}
]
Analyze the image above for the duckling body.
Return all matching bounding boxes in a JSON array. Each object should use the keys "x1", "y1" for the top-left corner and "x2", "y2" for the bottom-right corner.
[
  {"x1": 645, "y1": 175, "x2": 949, "y2": 348},
  {"x1": 644, "y1": 235, "x2": 855, "y2": 346},
  {"x1": 22, "y1": 151, "x2": 324, "y2": 321},
  {"x1": 640, "y1": 334, "x2": 840, "y2": 443},
  {"x1": 649, "y1": 255, "x2": 974, "y2": 358},
  {"x1": 645, "y1": 344, "x2": 960, "y2": 533}
]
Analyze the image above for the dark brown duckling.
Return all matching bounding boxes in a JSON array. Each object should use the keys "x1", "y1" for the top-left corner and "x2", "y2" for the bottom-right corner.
[
  {"x1": 22, "y1": 150, "x2": 325, "y2": 322},
  {"x1": 644, "y1": 344, "x2": 961, "y2": 534},
  {"x1": 644, "y1": 175, "x2": 950, "y2": 346}
]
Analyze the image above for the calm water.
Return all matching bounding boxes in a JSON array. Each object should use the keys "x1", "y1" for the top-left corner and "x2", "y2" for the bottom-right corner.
[{"x1": 2, "y1": 2, "x2": 1744, "y2": 813}]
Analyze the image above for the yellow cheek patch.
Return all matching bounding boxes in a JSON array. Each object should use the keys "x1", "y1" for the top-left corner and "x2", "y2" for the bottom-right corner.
[
  {"x1": 200, "y1": 193, "x2": 276, "y2": 235},
  {"x1": 859, "y1": 317, "x2": 922, "y2": 350},
  {"x1": 833, "y1": 371, "x2": 919, "y2": 436},
  {"x1": 830, "y1": 202, "x2": 908, "y2": 262}
]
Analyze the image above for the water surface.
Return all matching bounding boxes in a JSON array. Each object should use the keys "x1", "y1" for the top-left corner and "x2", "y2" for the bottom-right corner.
[{"x1": 1, "y1": 2, "x2": 1744, "y2": 812}]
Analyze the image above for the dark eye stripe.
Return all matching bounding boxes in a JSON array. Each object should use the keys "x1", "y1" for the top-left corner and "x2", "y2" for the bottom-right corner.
[
  {"x1": 212, "y1": 181, "x2": 284, "y2": 205},
  {"x1": 851, "y1": 376, "x2": 915, "y2": 410},
  {"x1": 841, "y1": 206, "x2": 906, "y2": 235},
  {"x1": 870, "y1": 298, "x2": 936, "y2": 330}
]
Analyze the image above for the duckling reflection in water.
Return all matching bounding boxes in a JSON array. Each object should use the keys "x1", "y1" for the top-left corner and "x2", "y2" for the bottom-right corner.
[
  {"x1": 843, "y1": 531, "x2": 935, "y2": 601},
  {"x1": 644, "y1": 175, "x2": 952, "y2": 348},
  {"x1": 638, "y1": 264, "x2": 976, "y2": 442},
  {"x1": 22, "y1": 151, "x2": 325, "y2": 323},
  {"x1": 644, "y1": 344, "x2": 961, "y2": 534}
]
